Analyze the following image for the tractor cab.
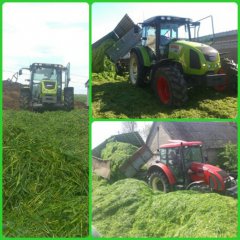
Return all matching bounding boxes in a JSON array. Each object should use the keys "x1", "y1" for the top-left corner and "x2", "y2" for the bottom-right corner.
[
  {"x1": 158, "y1": 140, "x2": 204, "y2": 184},
  {"x1": 19, "y1": 63, "x2": 74, "y2": 110},
  {"x1": 140, "y1": 16, "x2": 192, "y2": 59}
]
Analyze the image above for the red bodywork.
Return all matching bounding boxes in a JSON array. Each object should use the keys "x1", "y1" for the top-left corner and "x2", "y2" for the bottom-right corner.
[
  {"x1": 148, "y1": 140, "x2": 229, "y2": 192},
  {"x1": 189, "y1": 162, "x2": 227, "y2": 191}
]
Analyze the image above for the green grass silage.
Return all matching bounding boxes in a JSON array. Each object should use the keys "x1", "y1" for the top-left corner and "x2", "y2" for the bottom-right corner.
[
  {"x1": 101, "y1": 141, "x2": 138, "y2": 181},
  {"x1": 92, "y1": 178, "x2": 237, "y2": 238},
  {"x1": 92, "y1": 39, "x2": 116, "y2": 73},
  {"x1": 3, "y1": 110, "x2": 88, "y2": 237}
]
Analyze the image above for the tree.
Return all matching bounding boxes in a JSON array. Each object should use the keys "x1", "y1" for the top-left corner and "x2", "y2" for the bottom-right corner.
[
  {"x1": 121, "y1": 122, "x2": 137, "y2": 133},
  {"x1": 217, "y1": 143, "x2": 237, "y2": 173}
]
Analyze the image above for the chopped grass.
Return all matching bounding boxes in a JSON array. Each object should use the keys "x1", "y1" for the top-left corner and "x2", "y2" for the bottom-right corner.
[
  {"x1": 92, "y1": 178, "x2": 237, "y2": 238},
  {"x1": 3, "y1": 110, "x2": 89, "y2": 237},
  {"x1": 92, "y1": 73, "x2": 237, "y2": 119},
  {"x1": 100, "y1": 141, "x2": 138, "y2": 181}
]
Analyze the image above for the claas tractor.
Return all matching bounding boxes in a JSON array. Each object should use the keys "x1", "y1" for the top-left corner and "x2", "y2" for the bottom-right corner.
[
  {"x1": 19, "y1": 63, "x2": 74, "y2": 111},
  {"x1": 130, "y1": 16, "x2": 237, "y2": 106},
  {"x1": 147, "y1": 140, "x2": 237, "y2": 198}
]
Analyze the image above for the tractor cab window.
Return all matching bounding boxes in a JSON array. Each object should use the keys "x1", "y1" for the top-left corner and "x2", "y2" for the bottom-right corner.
[
  {"x1": 182, "y1": 146, "x2": 203, "y2": 167},
  {"x1": 32, "y1": 67, "x2": 58, "y2": 83},
  {"x1": 166, "y1": 148, "x2": 180, "y2": 167},
  {"x1": 159, "y1": 148, "x2": 167, "y2": 164},
  {"x1": 142, "y1": 26, "x2": 156, "y2": 53}
]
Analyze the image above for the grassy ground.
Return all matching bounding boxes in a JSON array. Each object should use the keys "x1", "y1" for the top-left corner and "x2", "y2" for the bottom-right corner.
[
  {"x1": 3, "y1": 109, "x2": 88, "y2": 237},
  {"x1": 75, "y1": 94, "x2": 87, "y2": 104},
  {"x1": 92, "y1": 73, "x2": 237, "y2": 119},
  {"x1": 92, "y1": 177, "x2": 237, "y2": 238}
]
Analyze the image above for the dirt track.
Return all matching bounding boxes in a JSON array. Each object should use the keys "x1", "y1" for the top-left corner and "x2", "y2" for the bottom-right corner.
[{"x1": 2, "y1": 80, "x2": 88, "y2": 110}]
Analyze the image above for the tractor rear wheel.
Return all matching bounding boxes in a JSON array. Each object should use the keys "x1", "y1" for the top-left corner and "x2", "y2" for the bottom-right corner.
[
  {"x1": 19, "y1": 88, "x2": 30, "y2": 110},
  {"x1": 148, "y1": 171, "x2": 170, "y2": 192},
  {"x1": 129, "y1": 51, "x2": 147, "y2": 87},
  {"x1": 64, "y1": 87, "x2": 74, "y2": 111},
  {"x1": 214, "y1": 58, "x2": 238, "y2": 92},
  {"x1": 153, "y1": 67, "x2": 188, "y2": 106}
]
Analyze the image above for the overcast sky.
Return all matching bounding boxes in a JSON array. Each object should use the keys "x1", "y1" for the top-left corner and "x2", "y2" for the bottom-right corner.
[
  {"x1": 92, "y1": 2, "x2": 237, "y2": 43},
  {"x1": 3, "y1": 3, "x2": 89, "y2": 94},
  {"x1": 92, "y1": 121, "x2": 153, "y2": 148}
]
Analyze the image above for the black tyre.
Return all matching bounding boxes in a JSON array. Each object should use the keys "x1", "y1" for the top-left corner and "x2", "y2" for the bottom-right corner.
[
  {"x1": 129, "y1": 51, "x2": 147, "y2": 87},
  {"x1": 64, "y1": 87, "x2": 74, "y2": 111},
  {"x1": 19, "y1": 88, "x2": 30, "y2": 110},
  {"x1": 215, "y1": 57, "x2": 238, "y2": 92},
  {"x1": 148, "y1": 171, "x2": 170, "y2": 192},
  {"x1": 152, "y1": 66, "x2": 188, "y2": 106}
]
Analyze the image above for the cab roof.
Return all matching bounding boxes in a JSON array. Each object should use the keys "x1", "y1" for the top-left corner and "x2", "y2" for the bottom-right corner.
[
  {"x1": 30, "y1": 63, "x2": 64, "y2": 69},
  {"x1": 143, "y1": 16, "x2": 192, "y2": 26},
  {"x1": 160, "y1": 140, "x2": 202, "y2": 148}
]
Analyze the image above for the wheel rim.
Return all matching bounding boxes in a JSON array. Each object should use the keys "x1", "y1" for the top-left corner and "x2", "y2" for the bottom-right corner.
[
  {"x1": 157, "y1": 76, "x2": 170, "y2": 104},
  {"x1": 214, "y1": 68, "x2": 228, "y2": 92},
  {"x1": 130, "y1": 55, "x2": 138, "y2": 84},
  {"x1": 152, "y1": 178, "x2": 164, "y2": 191}
]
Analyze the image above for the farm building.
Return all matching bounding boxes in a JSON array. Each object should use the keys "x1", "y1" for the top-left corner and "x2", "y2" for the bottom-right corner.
[{"x1": 146, "y1": 122, "x2": 237, "y2": 164}]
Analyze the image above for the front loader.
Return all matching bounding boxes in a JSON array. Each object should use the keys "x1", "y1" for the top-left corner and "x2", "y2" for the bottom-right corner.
[{"x1": 19, "y1": 62, "x2": 74, "y2": 111}]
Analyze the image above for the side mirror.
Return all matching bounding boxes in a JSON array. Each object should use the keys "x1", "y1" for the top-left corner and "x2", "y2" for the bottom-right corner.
[
  {"x1": 134, "y1": 25, "x2": 139, "y2": 34},
  {"x1": 19, "y1": 69, "x2": 22, "y2": 75}
]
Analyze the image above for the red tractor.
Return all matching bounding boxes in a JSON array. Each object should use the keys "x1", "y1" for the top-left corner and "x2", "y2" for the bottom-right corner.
[{"x1": 147, "y1": 140, "x2": 237, "y2": 197}]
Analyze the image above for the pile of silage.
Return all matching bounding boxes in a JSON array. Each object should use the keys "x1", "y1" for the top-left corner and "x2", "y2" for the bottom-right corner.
[
  {"x1": 100, "y1": 141, "x2": 138, "y2": 181},
  {"x1": 3, "y1": 110, "x2": 88, "y2": 237},
  {"x1": 92, "y1": 178, "x2": 237, "y2": 238},
  {"x1": 92, "y1": 39, "x2": 115, "y2": 73}
]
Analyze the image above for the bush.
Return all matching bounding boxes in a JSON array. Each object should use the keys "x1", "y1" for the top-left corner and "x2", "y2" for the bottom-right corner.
[{"x1": 217, "y1": 143, "x2": 237, "y2": 173}]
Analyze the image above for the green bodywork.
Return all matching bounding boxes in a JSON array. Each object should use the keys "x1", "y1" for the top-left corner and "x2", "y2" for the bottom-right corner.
[
  {"x1": 138, "y1": 40, "x2": 221, "y2": 76},
  {"x1": 41, "y1": 80, "x2": 57, "y2": 96}
]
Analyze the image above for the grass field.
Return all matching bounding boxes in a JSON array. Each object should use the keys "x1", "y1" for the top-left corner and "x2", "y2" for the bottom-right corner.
[
  {"x1": 92, "y1": 73, "x2": 237, "y2": 119},
  {"x1": 3, "y1": 109, "x2": 89, "y2": 237}
]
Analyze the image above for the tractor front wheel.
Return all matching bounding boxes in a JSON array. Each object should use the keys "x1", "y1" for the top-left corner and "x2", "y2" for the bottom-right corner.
[
  {"x1": 19, "y1": 88, "x2": 31, "y2": 110},
  {"x1": 129, "y1": 51, "x2": 147, "y2": 87},
  {"x1": 148, "y1": 171, "x2": 170, "y2": 192},
  {"x1": 153, "y1": 67, "x2": 188, "y2": 106},
  {"x1": 64, "y1": 87, "x2": 74, "y2": 111}
]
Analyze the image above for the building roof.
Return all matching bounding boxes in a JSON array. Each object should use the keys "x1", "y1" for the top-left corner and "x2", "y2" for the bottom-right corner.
[{"x1": 146, "y1": 122, "x2": 237, "y2": 149}]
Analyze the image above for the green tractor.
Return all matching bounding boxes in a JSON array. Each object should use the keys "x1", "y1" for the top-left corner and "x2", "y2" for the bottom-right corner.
[
  {"x1": 19, "y1": 63, "x2": 74, "y2": 111},
  {"x1": 129, "y1": 16, "x2": 237, "y2": 106}
]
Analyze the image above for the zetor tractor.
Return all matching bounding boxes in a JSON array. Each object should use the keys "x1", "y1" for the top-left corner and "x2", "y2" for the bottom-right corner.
[
  {"x1": 147, "y1": 140, "x2": 237, "y2": 197},
  {"x1": 130, "y1": 16, "x2": 237, "y2": 106},
  {"x1": 19, "y1": 63, "x2": 74, "y2": 111}
]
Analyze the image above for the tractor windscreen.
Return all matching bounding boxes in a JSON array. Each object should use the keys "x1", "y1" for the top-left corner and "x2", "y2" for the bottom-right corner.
[
  {"x1": 182, "y1": 145, "x2": 203, "y2": 164},
  {"x1": 160, "y1": 23, "x2": 190, "y2": 45},
  {"x1": 32, "y1": 68, "x2": 59, "y2": 83}
]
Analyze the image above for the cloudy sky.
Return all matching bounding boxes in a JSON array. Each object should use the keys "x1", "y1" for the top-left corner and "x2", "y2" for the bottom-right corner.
[
  {"x1": 3, "y1": 3, "x2": 89, "y2": 94},
  {"x1": 92, "y1": 2, "x2": 237, "y2": 43}
]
